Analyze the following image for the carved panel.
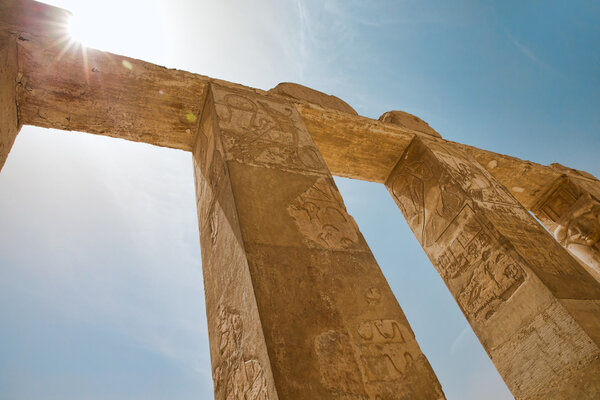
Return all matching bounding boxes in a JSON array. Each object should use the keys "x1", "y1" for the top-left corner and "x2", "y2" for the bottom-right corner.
[
  {"x1": 533, "y1": 176, "x2": 581, "y2": 230},
  {"x1": 213, "y1": 307, "x2": 270, "y2": 400},
  {"x1": 436, "y1": 205, "x2": 526, "y2": 321},
  {"x1": 212, "y1": 86, "x2": 327, "y2": 174},
  {"x1": 427, "y1": 141, "x2": 515, "y2": 207},
  {"x1": 288, "y1": 177, "x2": 360, "y2": 249},
  {"x1": 388, "y1": 151, "x2": 465, "y2": 247}
]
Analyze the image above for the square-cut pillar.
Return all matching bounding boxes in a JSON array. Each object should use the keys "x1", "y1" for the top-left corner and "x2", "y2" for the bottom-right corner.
[
  {"x1": 386, "y1": 137, "x2": 600, "y2": 399},
  {"x1": 0, "y1": 33, "x2": 20, "y2": 172},
  {"x1": 193, "y1": 83, "x2": 445, "y2": 399}
]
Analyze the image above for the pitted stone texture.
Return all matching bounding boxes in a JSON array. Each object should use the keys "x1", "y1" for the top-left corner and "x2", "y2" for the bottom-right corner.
[
  {"x1": 386, "y1": 137, "x2": 600, "y2": 399},
  {"x1": 379, "y1": 111, "x2": 441, "y2": 138},
  {"x1": 269, "y1": 82, "x2": 358, "y2": 115}
]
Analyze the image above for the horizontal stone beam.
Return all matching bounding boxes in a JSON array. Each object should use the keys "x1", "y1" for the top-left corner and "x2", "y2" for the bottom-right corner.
[{"x1": 4, "y1": 0, "x2": 595, "y2": 204}]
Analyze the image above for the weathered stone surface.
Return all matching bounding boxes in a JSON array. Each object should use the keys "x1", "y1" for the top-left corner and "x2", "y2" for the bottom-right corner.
[
  {"x1": 295, "y1": 102, "x2": 416, "y2": 182},
  {"x1": 195, "y1": 83, "x2": 445, "y2": 399},
  {"x1": 531, "y1": 175, "x2": 600, "y2": 282},
  {"x1": 0, "y1": 32, "x2": 19, "y2": 172},
  {"x1": 379, "y1": 111, "x2": 441, "y2": 138},
  {"x1": 6, "y1": 2, "x2": 600, "y2": 397},
  {"x1": 386, "y1": 136, "x2": 600, "y2": 399},
  {"x1": 15, "y1": 34, "x2": 210, "y2": 151},
  {"x1": 269, "y1": 82, "x2": 357, "y2": 115},
  {"x1": 0, "y1": 0, "x2": 70, "y2": 39}
]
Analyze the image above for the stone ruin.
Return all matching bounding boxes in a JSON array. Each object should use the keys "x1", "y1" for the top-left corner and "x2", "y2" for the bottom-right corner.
[{"x1": 2, "y1": 1, "x2": 600, "y2": 398}]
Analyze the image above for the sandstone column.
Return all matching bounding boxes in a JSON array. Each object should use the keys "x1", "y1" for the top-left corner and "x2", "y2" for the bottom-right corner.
[
  {"x1": 386, "y1": 136, "x2": 600, "y2": 399},
  {"x1": 531, "y1": 171, "x2": 600, "y2": 282},
  {"x1": 0, "y1": 32, "x2": 20, "y2": 172},
  {"x1": 193, "y1": 83, "x2": 445, "y2": 399}
]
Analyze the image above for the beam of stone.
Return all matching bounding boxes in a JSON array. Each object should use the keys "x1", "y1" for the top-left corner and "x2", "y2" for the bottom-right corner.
[
  {"x1": 385, "y1": 136, "x2": 600, "y2": 399},
  {"x1": 2, "y1": 1, "x2": 210, "y2": 151},
  {"x1": 194, "y1": 82, "x2": 446, "y2": 399},
  {"x1": 15, "y1": 33, "x2": 210, "y2": 151},
  {"x1": 0, "y1": 32, "x2": 20, "y2": 172}
]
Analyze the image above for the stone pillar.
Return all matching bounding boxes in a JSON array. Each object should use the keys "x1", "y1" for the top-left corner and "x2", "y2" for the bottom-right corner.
[
  {"x1": 193, "y1": 83, "x2": 445, "y2": 400},
  {"x1": 532, "y1": 173, "x2": 600, "y2": 282},
  {"x1": 0, "y1": 33, "x2": 20, "y2": 172},
  {"x1": 386, "y1": 136, "x2": 600, "y2": 399}
]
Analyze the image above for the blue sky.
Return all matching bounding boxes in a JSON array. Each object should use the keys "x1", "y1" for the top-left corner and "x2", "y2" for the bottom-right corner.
[{"x1": 1, "y1": 1, "x2": 599, "y2": 399}]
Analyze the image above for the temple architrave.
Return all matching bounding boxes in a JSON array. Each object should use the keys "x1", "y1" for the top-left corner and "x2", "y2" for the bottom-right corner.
[{"x1": 2, "y1": 1, "x2": 599, "y2": 399}]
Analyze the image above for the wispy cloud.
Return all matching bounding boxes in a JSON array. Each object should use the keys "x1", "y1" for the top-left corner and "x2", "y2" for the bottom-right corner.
[{"x1": 509, "y1": 34, "x2": 555, "y2": 72}]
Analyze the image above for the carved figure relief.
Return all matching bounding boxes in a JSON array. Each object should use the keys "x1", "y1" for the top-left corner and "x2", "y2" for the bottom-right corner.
[
  {"x1": 213, "y1": 88, "x2": 326, "y2": 173},
  {"x1": 437, "y1": 205, "x2": 526, "y2": 321},
  {"x1": 389, "y1": 154, "x2": 464, "y2": 248},
  {"x1": 213, "y1": 307, "x2": 270, "y2": 400},
  {"x1": 458, "y1": 252, "x2": 525, "y2": 321},
  {"x1": 288, "y1": 177, "x2": 360, "y2": 249},
  {"x1": 554, "y1": 194, "x2": 600, "y2": 277},
  {"x1": 429, "y1": 143, "x2": 515, "y2": 206}
]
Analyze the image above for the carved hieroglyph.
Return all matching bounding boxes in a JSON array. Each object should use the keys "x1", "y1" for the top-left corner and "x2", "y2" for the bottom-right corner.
[
  {"x1": 386, "y1": 137, "x2": 600, "y2": 399},
  {"x1": 287, "y1": 177, "x2": 360, "y2": 250},
  {"x1": 195, "y1": 83, "x2": 445, "y2": 399}
]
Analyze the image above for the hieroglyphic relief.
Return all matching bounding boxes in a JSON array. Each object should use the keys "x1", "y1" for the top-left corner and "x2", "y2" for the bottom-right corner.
[
  {"x1": 427, "y1": 141, "x2": 515, "y2": 207},
  {"x1": 387, "y1": 146, "x2": 464, "y2": 247},
  {"x1": 212, "y1": 86, "x2": 327, "y2": 174},
  {"x1": 436, "y1": 205, "x2": 526, "y2": 321},
  {"x1": 355, "y1": 319, "x2": 420, "y2": 383},
  {"x1": 364, "y1": 287, "x2": 382, "y2": 305},
  {"x1": 213, "y1": 307, "x2": 270, "y2": 400},
  {"x1": 288, "y1": 177, "x2": 360, "y2": 249}
]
